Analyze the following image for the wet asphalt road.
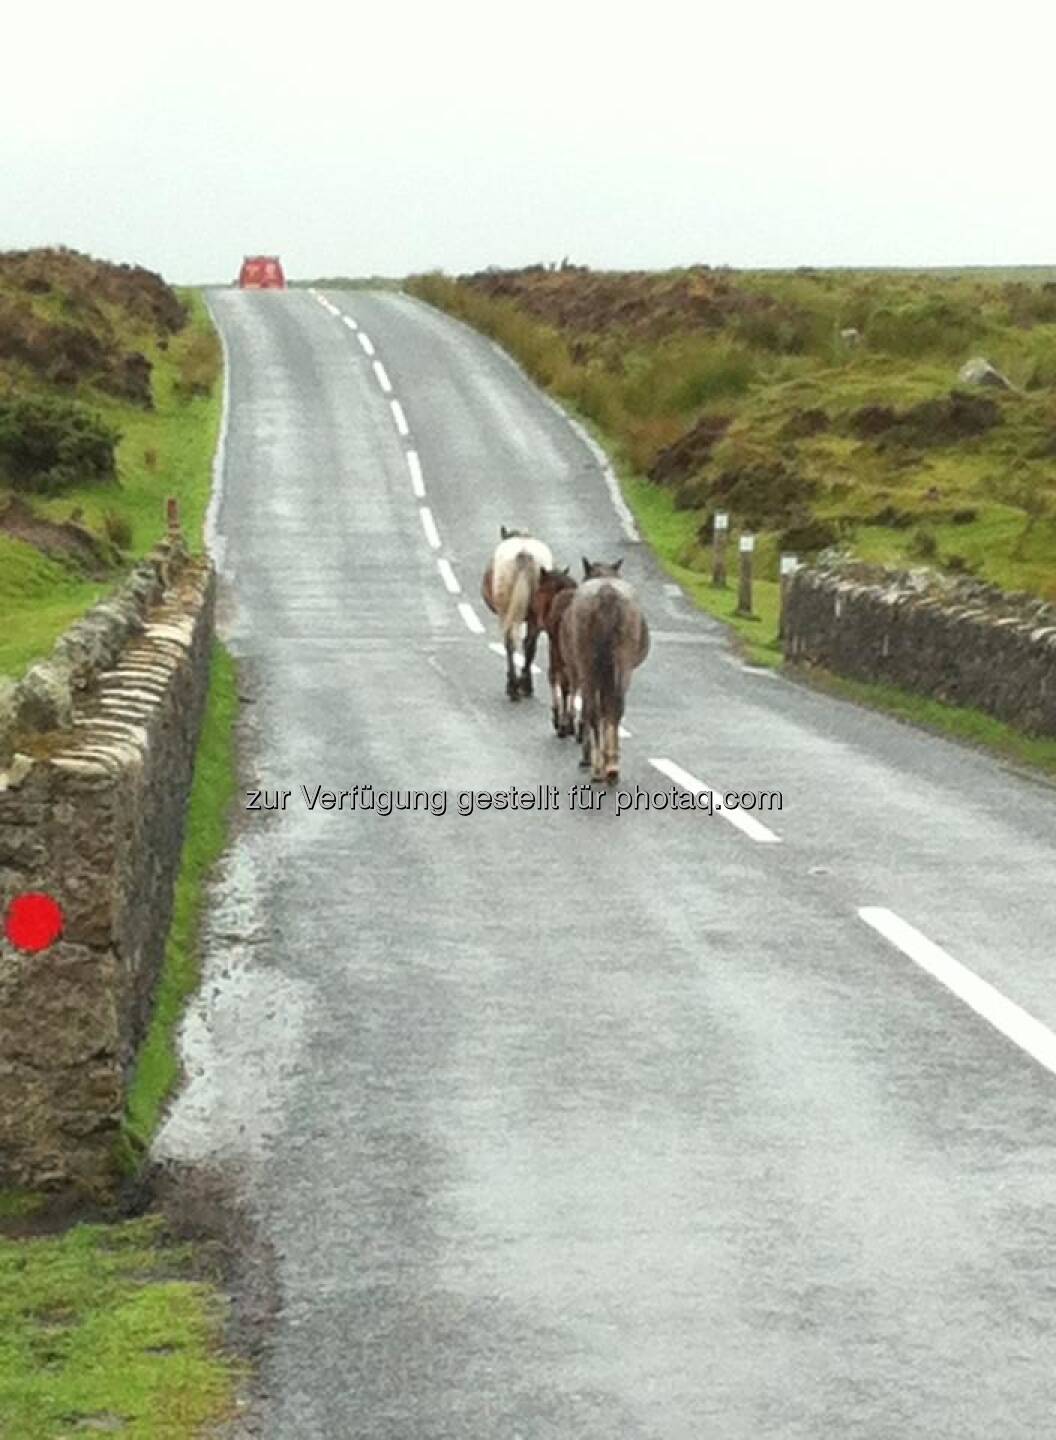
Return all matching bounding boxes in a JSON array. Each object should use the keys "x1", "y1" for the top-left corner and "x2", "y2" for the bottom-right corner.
[{"x1": 158, "y1": 288, "x2": 1056, "y2": 1437}]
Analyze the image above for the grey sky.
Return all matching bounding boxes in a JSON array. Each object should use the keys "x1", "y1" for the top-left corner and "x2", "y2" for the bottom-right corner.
[{"x1": 6, "y1": 0, "x2": 1054, "y2": 284}]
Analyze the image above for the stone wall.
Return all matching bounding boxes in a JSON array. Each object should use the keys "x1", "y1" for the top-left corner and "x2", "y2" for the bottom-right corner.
[
  {"x1": 782, "y1": 558, "x2": 1056, "y2": 734},
  {"x1": 0, "y1": 542, "x2": 215, "y2": 1196}
]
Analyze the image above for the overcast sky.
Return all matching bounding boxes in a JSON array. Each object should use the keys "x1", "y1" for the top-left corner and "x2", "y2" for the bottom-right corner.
[{"x1": 5, "y1": 0, "x2": 1054, "y2": 285}]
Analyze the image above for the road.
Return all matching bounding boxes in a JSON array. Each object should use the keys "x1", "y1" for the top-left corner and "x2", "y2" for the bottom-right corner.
[{"x1": 158, "y1": 287, "x2": 1056, "y2": 1438}]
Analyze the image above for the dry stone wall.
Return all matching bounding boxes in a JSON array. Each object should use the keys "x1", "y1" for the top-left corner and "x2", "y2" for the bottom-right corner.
[
  {"x1": 782, "y1": 559, "x2": 1056, "y2": 735},
  {"x1": 0, "y1": 542, "x2": 215, "y2": 1196}
]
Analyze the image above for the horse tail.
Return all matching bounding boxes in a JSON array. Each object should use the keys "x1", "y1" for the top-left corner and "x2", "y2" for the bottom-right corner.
[
  {"x1": 502, "y1": 551, "x2": 538, "y2": 638},
  {"x1": 592, "y1": 587, "x2": 624, "y2": 722}
]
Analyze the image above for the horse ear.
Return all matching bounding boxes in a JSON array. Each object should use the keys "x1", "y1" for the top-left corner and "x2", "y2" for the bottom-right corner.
[
  {"x1": 500, "y1": 525, "x2": 510, "y2": 539},
  {"x1": 582, "y1": 556, "x2": 593, "y2": 577},
  {"x1": 539, "y1": 566, "x2": 551, "y2": 581},
  {"x1": 613, "y1": 558, "x2": 624, "y2": 574},
  {"x1": 562, "y1": 565, "x2": 570, "y2": 577}
]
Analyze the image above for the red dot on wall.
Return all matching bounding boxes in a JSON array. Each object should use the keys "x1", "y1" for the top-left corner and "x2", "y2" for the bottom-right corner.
[{"x1": 4, "y1": 893, "x2": 65, "y2": 953}]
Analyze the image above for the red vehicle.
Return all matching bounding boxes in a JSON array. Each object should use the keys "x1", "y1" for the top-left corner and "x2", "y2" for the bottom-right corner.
[{"x1": 238, "y1": 255, "x2": 286, "y2": 290}]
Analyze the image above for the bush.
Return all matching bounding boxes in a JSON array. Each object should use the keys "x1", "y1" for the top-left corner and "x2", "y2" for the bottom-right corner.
[
  {"x1": 872, "y1": 504, "x2": 914, "y2": 529},
  {"x1": 778, "y1": 515, "x2": 839, "y2": 552},
  {"x1": 1004, "y1": 284, "x2": 1056, "y2": 328},
  {"x1": 174, "y1": 330, "x2": 220, "y2": 399},
  {"x1": 909, "y1": 527, "x2": 938, "y2": 559},
  {"x1": 867, "y1": 297, "x2": 983, "y2": 360},
  {"x1": 944, "y1": 552, "x2": 975, "y2": 573},
  {"x1": 708, "y1": 440, "x2": 816, "y2": 529},
  {"x1": 102, "y1": 508, "x2": 133, "y2": 549},
  {"x1": 0, "y1": 394, "x2": 119, "y2": 494}
]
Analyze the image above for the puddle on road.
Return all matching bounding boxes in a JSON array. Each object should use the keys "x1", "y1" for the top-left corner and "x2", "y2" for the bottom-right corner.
[{"x1": 154, "y1": 832, "x2": 312, "y2": 1167}]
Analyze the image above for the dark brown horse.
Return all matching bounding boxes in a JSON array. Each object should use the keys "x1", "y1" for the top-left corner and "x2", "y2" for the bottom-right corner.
[
  {"x1": 531, "y1": 566, "x2": 578, "y2": 736},
  {"x1": 561, "y1": 557, "x2": 650, "y2": 781}
]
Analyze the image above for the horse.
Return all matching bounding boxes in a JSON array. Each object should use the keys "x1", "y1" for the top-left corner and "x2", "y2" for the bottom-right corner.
[
  {"x1": 531, "y1": 566, "x2": 578, "y2": 736},
  {"x1": 481, "y1": 526, "x2": 554, "y2": 699},
  {"x1": 560, "y1": 557, "x2": 650, "y2": 782}
]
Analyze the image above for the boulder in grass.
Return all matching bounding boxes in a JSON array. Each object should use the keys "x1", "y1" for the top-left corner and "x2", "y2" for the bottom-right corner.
[{"x1": 959, "y1": 356, "x2": 1014, "y2": 390}]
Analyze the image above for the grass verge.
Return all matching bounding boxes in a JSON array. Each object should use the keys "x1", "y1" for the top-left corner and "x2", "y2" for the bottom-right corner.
[
  {"x1": 0, "y1": 1215, "x2": 239, "y2": 1439},
  {"x1": 792, "y1": 668, "x2": 1056, "y2": 778},
  {"x1": 122, "y1": 640, "x2": 238, "y2": 1162}
]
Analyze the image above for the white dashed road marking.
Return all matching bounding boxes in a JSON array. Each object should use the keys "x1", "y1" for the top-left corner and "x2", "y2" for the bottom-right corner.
[
  {"x1": 437, "y1": 558, "x2": 461, "y2": 594},
  {"x1": 859, "y1": 906, "x2": 1056, "y2": 1078},
  {"x1": 391, "y1": 400, "x2": 409, "y2": 436},
  {"x1": 406, "y1": 450, "x2": 425, "y2": 497},
  {"x1": 342, "y1": 314, "x2": 358, "y2": 331},
  {"x1": 648, "y1": 758, "x2": 782, "y2": 843},
  {"x1": 419, "y1": 506, "x2": 441, "y2": 550},
  {"x1": 358, "y1": 332, "x2": 376, "y2": 356},
  {"x1": 458, "y1": 602, "x2": 486, "y2": 634},
  {"x1": 373, "y1": 360, "x2": 392, "y2": 392}
]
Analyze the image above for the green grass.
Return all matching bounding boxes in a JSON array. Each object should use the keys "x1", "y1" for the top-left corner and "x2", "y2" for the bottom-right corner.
[
  {"x1": 620, "y1": 471, "x2": 784, "y2": 667},
  {"x1": 414, "y1": 275, "x2": 1056, "y2": 779},
  {"x1": 0, "y1": 538, "x2": 108, "y2": 676},
  {"x1": 30, "y1": 290, "x2": 222, "y2": 557},
  {"x1": 122, "y1": 641, "x2": 238, "y2": 1163},
  {"x1": 3, "y1": 289, "x2": 221, "y2": 677},
  {"x1": 797, "y1": 668, "x2": 1056, "y2": 778},
  {"x1": 0, "y1": 1191, "x2": 46, "y2": 1222},
  {"x1": 0, "y1": 1215, "x2": 239, "y2": 1438},
  {"x1": 408, "y1": 267, "x2": 1056, "y2": 603}
]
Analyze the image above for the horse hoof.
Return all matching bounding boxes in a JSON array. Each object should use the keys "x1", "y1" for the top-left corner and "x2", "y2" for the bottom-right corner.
[
  {"x1": 519, "y1": 679, "x2": 533, "y2": 697},
  {"x1": 606, "y1": 768, "x2": 619, "y2": 784},
  {"x1": 578, "y1": 756, "x2": 591, "y2": 769},
  {"x1": 507, "y1": 689, "x2": 520, "y2": 702}
]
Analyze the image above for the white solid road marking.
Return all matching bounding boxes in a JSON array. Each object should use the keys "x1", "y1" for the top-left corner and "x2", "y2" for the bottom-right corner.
[
  {"x1": 419, "y1": 505, "x2": 441, "y2": 550},
  {"x1": 458, "y1": 602, "x2": 486, "y2": 634},
  {"x1": 859, "y1": 907, "x2": 1056, "y2": 1078},
  {"x1": 342, "y1": 314, "x2": 358, "y2": 331},
  {"x1": 648, "y1": 757, "x2": 781, "y2": 844},
  {"x1": 373, "y1": 360, "x2": 392, "y2": 392},
  {"x1": 406, "y1": 450, "x2": 425, "y2": 497},
  {"x1": 437, "y1": 558, "x2": 461, "y2": 594},
  {"x1": 358, "y1": 332, "x2": 376, "y2": 357},
  {"x1": 391, "y1": 399, "x2": 409, "y2": 436}
]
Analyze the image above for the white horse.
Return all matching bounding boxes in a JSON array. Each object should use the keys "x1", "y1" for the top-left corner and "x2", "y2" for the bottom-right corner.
[{"x1": 481, "y1": 526, "x2": 554, "y2": 699}]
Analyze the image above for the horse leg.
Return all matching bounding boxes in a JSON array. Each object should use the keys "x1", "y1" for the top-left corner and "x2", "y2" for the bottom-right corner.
[
  {"x1": 549, "y1": 659, "x2": 561, "y2": 733},
  {"x1": 590, "y1": 710, "x2": 606, "y2": 782},
  {"x1": 519, "y1": 616, "x2": 539, "y2": 696},
  {"x1": 584, "y1": 694, "x2": 602, "y2": 783},
  {"x1": 558, "y1": 672, "x2": 574, "y2": 737},
  {"x1": 578, "y1": 694, "x2": 593, "y2": 767},
  {"x1": 601, "y1": 685, "x2": 622, "y2": 782},
  {"x1": 604, "y1": 715, "x2": 620, "y2": 783},
  {"x1": 504, "y1": 631, "x2": 520, "y2": 701}
]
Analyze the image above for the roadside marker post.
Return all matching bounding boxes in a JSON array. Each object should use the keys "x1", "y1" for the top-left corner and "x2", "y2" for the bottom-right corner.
[
  {"x1": 735, "y1": 533, "x2": 756, "y2": 618},
  {"x1": 778, "y1": 553, "x2": 799, "y2": 640},
  {"x1": 712, "y1": 510, "x2": 729, "y2": 588}
]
